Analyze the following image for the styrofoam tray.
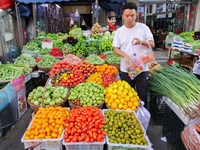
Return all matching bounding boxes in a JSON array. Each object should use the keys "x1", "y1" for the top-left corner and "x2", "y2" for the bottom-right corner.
[{"x1": 103, "y1": 109, "x2": 152, "y2": 150}]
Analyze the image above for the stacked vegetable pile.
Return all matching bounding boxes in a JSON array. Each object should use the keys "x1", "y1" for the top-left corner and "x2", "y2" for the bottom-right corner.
[
  {"x1": 104, "y1": 80, "x2": 139, "y2": 111},
  {"x1": 0, "y1": 64, "x2": 31, "y2": 81},
  {"x1": 49, "y1": 47, "x2": 63, "y2": 58},
  {"x1": 49, "y1": 61, "x2": 75, "y2": 76},
  {"x1": 37, "y1": 55, "x2": 60, "y2": 70},
  {"x1": 14, "y1": 54, "x2": 36, "y2": 68},
  {"x1": 103, "y1": 110, "x2": 148, "y2": 145},
  {"x1": 68, "y1": 82, "x2": 104, "y2": 107},
  {"x1": 96, "y1": 64, "x2": 118, "y2": 75},
  {"x1": 23, "y1": 107, "x2": 69, "y2": 140},
  {"x1": 64, "y1": 106, "x2": 106, "y2": 142},
  {"x1": 86, "y1": 72, "x2": 117, "y2": 88},
  {"x1": 85, "y1": 54, "x2": 105, "y2": 65},
  {"x1": 51, "y1": 68, "x2": 85, "y2": 87},
  {"x1": 149, "y1": 64, "x2": 200, "y2": 118},
  {"x1": 27, "y1": 85, "x2": 69, "y2": 107},
  {"x1": 74, "y1": 61, "x2": 96, "y2": 77}
]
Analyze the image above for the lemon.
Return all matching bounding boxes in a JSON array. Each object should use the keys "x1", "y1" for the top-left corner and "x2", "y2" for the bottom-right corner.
[
  {"x1": 128, "y1": 102, "x2": 133, "y2": 108},
  {"x1": 115, "y1": 99, "x2": 120, "y2": 104},
  {"x1": 112, "y1": 89, "x2": 118, "y2": 94},
  {"x1": 128, "y1": 92, "x2": 134, "y2": 97},
  {"x1": 120, "y1": 98, "x2": 125, "y2": 104},
  {"x1": 123, "y1": 104, "x2": 128, "y2": 110},
  {"x1": 131, "y1": 105, "x2": 137, "y2": 110},
  {"x1": 117, "y1": 90, "x2": 123, "y2": 96},
  {"x1": 133, "y1": 91, "x2": 138, "y2": 96},
  {"x1": 111, "y1": 102, "x2": 118, "y2": 109},
  {"x1": 118, "y1": 103, "x2": 123, "y2": 109},
  {"x1": 133, "y1": 101, "x2": 139, "y2": 107}
]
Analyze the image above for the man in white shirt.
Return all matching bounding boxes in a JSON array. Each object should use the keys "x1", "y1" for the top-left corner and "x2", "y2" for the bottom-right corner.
[{"x1": 113, "y1": 2, "x2": 155, "y2": 108}]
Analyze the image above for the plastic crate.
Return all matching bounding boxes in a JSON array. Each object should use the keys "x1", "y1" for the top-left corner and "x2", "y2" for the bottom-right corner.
[
  {"x1": 162, "y1": 104, "x2": 186, "y2": 150},
  {"x1": 62, "y1": 138, "x2": 105, "y2": 150},
  {"x1": 21, "y1": 121, "x2": 64, "y2": 150},
  {"x1": 103, "y1": 109, "x2": 152, "y2": 150},
  {"x1": 150, "y1": 95, "x2": 166, "y2": 125}
]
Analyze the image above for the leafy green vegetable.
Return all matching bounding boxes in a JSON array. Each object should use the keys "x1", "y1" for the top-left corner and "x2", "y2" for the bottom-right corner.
[{"x1": 14, "y1": 54, "x2": 36, "y2": 67}]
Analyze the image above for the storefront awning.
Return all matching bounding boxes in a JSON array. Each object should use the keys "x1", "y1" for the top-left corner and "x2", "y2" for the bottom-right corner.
[{"x1": 0, "y1": 0, "x2": 15, "y2": 9}]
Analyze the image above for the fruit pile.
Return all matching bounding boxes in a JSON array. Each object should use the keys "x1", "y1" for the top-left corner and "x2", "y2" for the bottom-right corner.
[
  {"x1": 51, "y1": 68, "x2": 85, "y2": 87},
  {"x1": 23, "y1": 107, "x2": 69, "y2": 140},
  {"x1": 74, "y1": 61, "x2": 96, "y2": 77},
  {"x1": 27, "y1": 86, "x2": 68, "y2": 107},
  {"x1": 103, "y1": 110, "x2": 148, "y2": 145},
  {"x1": 104, "y1": 80, "x2": 139, "y2": 110},
  {"x1": 86, "y1": 72, "x2": 117, "y2": 88},
  {"x1": 49, "y1": 61, "x2": 75, "y2": 76},
  {"x1": 96, "y1": 64, "x2": 118, "y2": 75},
  {"x1": 68, "y1": 82, "x2": 104, "y2": 107},
  {"x1": 64, "y1": 106, "x2": 106, "y2": 142}
]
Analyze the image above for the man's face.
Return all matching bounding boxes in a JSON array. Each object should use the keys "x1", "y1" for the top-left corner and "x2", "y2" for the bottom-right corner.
[
  {"x1": 122, "y1": 9, "x2": 137, "y2": 27},
  {"x1": 108, "y1": 17, "x2": 116, "y2": 25}
]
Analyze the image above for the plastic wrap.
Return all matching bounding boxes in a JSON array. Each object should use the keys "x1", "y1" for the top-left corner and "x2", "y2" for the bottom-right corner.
[
  {"x1": 0, "y1": 82, "x2": 18, "y2": 131},
  {"x1": 181, "y1": 118, "x2": 200, "y2": 150},
  {"x1": 126, "y1": 52, "x2": 143, "y2": 80}
]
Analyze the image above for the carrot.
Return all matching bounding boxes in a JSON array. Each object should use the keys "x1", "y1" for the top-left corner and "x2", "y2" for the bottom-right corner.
[{"x1": 195, "y1": 124, "x2": 200, "y2": 133}]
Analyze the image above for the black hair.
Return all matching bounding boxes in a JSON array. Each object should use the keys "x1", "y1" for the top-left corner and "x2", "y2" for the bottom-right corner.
[
  {"x1": 122, "y1": 2, "x2": 138, "y2": 13},
  {"x1": 108, "y1": 11, "x2": 116, "y2": 19}
]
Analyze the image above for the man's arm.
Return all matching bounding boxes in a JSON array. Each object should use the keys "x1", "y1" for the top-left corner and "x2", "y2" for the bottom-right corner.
[{"x1": 114, "y1": 47, "x2": 131, "y2": 62}]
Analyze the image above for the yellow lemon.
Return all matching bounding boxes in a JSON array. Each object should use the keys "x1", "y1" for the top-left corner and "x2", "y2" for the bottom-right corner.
[
  {"x1": 117, "y1": 90, "x2": 123, "y2": 96},
  {"x1": 118, "y1": 103, "x2": 123, "y2": 109},
  {"x1": 133, "y1": 100, "x2": 139, "y2": 107},
  {"x1": 123, "y1": 104, "x2": 128, "y2": 110},
  {"x1": 133, "y1": 91, "x2": 138, "y2": 96},
  {"x1": 128, "y1": 102, "x2": 133, "y2": 108},
  {"x1": 128, "y1": 92, "x2": 134, "y2": 98},
  {"x1": 120, "y1": 98, "x2": 125, "y2": 104},
  {"x1": 111, "y1": 102, "x2": 118, "y2": 109},
  {"x1": 124, "y1": 95, "x2": 130, "y2": 102},
  {"x1": 115, "y1": 99, "x2": 120, "y2": 104},
  {"x1": 132, "y1": 105, "x2": 137, "y2": 111}
]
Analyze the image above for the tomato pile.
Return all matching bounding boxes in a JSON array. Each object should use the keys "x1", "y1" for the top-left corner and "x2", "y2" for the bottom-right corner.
[
  {"x1": 102, "y1": 73, "x2": 117, "y2": 88},
  {"x1": 51, "y1": 68, "x2": 85, "y2": 87},
  {"x1": 64, "y1": 107, "x2": 107, "y2": 142},
  {"x1": 74, "y1": 61, "x2": 96, "y2": 77},
  {"x1": 49, "y1": 61, "x2": 75, "y2": 76}
]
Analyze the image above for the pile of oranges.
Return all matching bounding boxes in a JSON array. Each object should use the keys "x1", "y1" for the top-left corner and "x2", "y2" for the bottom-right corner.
[
  {"x1": 96, "y1": 64, "x2": 118, "y2": 75},
  {"x1": 23, "y1": 107, "x2": 69, "y2": 140}
]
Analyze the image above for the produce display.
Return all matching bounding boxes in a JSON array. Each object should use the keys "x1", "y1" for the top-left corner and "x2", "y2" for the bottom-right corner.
[
  {"x1": 104, "y1": 80, "x2": 139, "y2": 110},
  {"x1": 106, "y1": 52, "x2": 120, "y2": 65},
  {"x1": 91, "y1": 23, "x2": 103, "y2": 35},
  {"x1": 96, "y1": 64, "x2": 118, "y2": 75},
  {"x1": 64, "y1": 106, "x2": 106, "y2": 142},
  {"x1": 51, "y1": 68, "x2": 85, "y2": 87},
  {"x1": 62, "y1": 43, "x2": 74, "y2": 55},
  {"x1": 50, "y1": 47, "x2": 63, "y2": 57},
  {"x1": 148, "y1": 61, "x2": 162, "y2": 74},
  {"x1": 14, "y1": 54, "x2": 36, "y2": 67},
  {"x1": 62, "y1": 54, "x2": 82, "y2": 65},
  {"x1": 86, "y1": 72, "x2": 117, "y2": 88},
  {"x1": 69, "y1": 25, "x2": 83, "y2": 39},
  {"x1": 49, "y1": 61, "x2": 75, "y2": 76},
  {"x1": 27, "y1": 85, "x2": 69, "y2": 107},
  {"x1": 23, "y1": 107, "x2": 69, "y2": 140},
  {"x1": 38, "y1": 48, "x2": 50, "y2": 55},
  {"x1": 85, "y1": 54, "x2": 105, "y2": 65},
  {"x1": 103, "y1": 110, "x2": 148, "y2": 145},
  {"x1": 37, "y1": 55, "x2": 60, "y2": 68},
  {"x1": 0, "y1": 64, "x2": 31, "y2": 81},
  {"x1": 68, "y1": 82, "x2": 104, "y2": 107},
  {"x1": 99, "y1": 38, "x2": 113, "y2": 53},
  {"x1": 149, "y1": 64, "x2": 200, "y2": 118},
  {"x1": 74, "y1": 61, "x2": 96, "y2": 77},
  {"x1": 23, "y1": 41, "x2": 40, "y2": 51}
]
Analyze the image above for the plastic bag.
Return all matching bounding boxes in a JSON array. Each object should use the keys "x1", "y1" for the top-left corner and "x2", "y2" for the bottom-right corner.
[
  {"x1": 193, "y1": 58, "x2": 200, "y2": 75},
  {"x1": 126, "y1": 52, "x2": 144, "y2": 80},
  {"x1": 136, "y1": 101, "x2": 151, "y2": 131},
  {"x1": 140, "y1": 42, "x2": 155, "y2": 65},
  {"x1": 181, "y1": 118, "x2": 200, "y2": 150}
]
